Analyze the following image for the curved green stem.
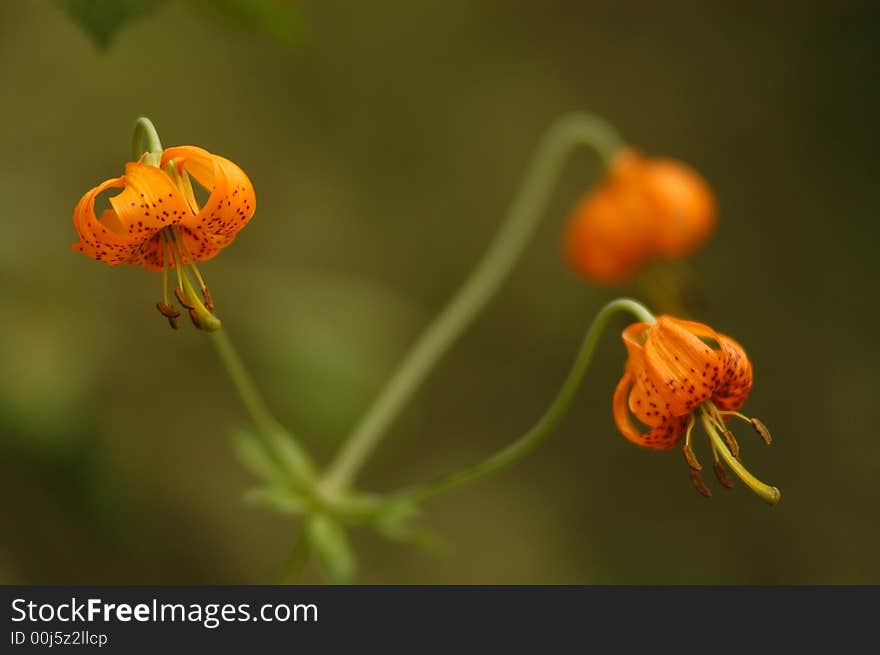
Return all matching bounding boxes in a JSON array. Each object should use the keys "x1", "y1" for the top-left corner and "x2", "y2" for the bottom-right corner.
[
  {"x1": 132, "y1": 116, "x2": 163, "y2": 165},
  {"x1": 320, "y1": 113, "x2": 625, "y2": 495},
  {"x1": 209, "y1": 329, "x2": 314, "y2": 483},
  {"x1": 390, "y1": 298, "x2": 654, "y2": 504}
]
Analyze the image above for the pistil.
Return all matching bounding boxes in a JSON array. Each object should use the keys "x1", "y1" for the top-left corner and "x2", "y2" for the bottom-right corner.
[
  {"x1": 159, "y1": 226, "x2": 221, "y2": 332},
  {"x1": 700, "y1": 408, "x2": 780, "y2": 505}
]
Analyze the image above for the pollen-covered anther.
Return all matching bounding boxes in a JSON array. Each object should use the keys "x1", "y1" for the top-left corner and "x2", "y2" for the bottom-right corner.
[
  {"x1": 155, "y1": 301, "x2": 181, "y2": 330},
  {"x1": 155, "y1": 301, "x2": 180, "y2": 319},
  {"x1": 688, "y1": 469, "x2": 712, "y2": 498},
  {"x1": 713, "y1": 460, "x2": 734, "y2": 489},
  {"x1": 188, "y1": 308, "x2": 203, "y2": 330},
  {"x1": 682, "y1": 443, "x2": 702, "y2": 471},
  {"x1": 175, "y1": 287, "x2": 195, "y2": 310},
  {"x1": 751, "y1": 418, "x2": 772, "y2": 445},
  {"x1": 201, "y1": 286, "x2": 215, "y2": 313},
  {"x1": 722, "y1": 428, "x2": 740, "y2": 459}
]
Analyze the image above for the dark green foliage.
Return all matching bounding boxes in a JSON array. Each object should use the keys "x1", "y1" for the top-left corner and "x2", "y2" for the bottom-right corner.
[
  {"x1": 52, "y1": 0, "x2": 166, "y2": 49},
  {"x1": 52, "y1": 0, "x2": 303, "y2": 50}
]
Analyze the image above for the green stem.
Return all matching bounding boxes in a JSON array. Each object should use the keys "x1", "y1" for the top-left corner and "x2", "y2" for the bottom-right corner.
[
  {"x1": 209, "y1": 329, "x2": 285, "y2": 437},
  {"x1": 209, "y1": 329, "x2": 314, "y2": 483},
  {"x1": 320, "y1": 113, "x2": 625, "y2": 495},
  {"x1": 132, "y1": 116, "x2": 163, "y2": 165},
  {"x1": 391, "y1": 298, "x2": 654, "y2": 504},
  {"x1": 278, "y1": 530, "x2": 311, "y2": 584},
  {"x1": 131, "y1": 116, "x2": 311, "y2": 480}
]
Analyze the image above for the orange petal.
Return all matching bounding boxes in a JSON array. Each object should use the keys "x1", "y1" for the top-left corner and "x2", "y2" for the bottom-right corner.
[
  {"x1": 110, "y1": 162, "x2": 193, "y2": 235},
  {"x1": 613, "y1": 370, "x2": 689, "y2": 450},
  {"x1": 161, "y1": 146, "x2": 256, "y2": 261},
  {"x1": 176, "y1": 225, "x2": 222, "y2": 265},
  {"x1": 71, "y1": 176, "x2": 140, "y2": 266},
  {"x1": 642, "y1": 316, "x2": 722, "y2": 416},
  {"x1": 713, "y1": 334, "x2": 753, "y2": 411},
  {"x1": 621, "y1": 323, "x2": 667, "y2": 427},
  {"x1": 72, "y1": 163, "x2": 193, "y2": 269}
]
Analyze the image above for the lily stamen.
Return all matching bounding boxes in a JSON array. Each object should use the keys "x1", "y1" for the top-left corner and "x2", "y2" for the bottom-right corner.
[
  {"x1": 682, "y1": 415, "x2": 701, "y2": 471},
  {"x1": 688, "y1": 468, "x2": 712, "y2": 498},
  {"x1": 172, "y1": 225, "x2": 215, "y2": 313},
  {"x1": 718, "y1": 410, "x2": 773, "y2": 445},
  {"x1": 709, "y1": 440, "x2": 734, "y2": 489},
  {"x1": 164, "y1": 228, "x2": 220, "y2": 332},
  {"x1": 174, "y1": 285, "x2": 195, "y2": 310}
]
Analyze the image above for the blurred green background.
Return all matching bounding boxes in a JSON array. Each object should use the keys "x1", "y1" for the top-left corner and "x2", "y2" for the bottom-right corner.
[{"x1": 0, "y1": 1, "x2": 877, "y2": 583}]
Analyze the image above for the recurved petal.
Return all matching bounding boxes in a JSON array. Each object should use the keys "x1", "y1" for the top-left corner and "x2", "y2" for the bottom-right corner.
[
  {"x1": 161, "y1": 146, "x2": 256, "y2": 259},
  {"x1": 642, "y1": 316, "x2": 722, "y2": 416},
  {"x1": 71, "y1": 176, "x2": 140, "y2": 265},
  {"x1": 613, "y1": 370, "x2": 689, "y2": 450},
  {"x1": 713, "y1": 334, "x2": 753, "y2": 411},
  {"x1": 621, "y1": 322, "x2": 667, "y2": 427}
]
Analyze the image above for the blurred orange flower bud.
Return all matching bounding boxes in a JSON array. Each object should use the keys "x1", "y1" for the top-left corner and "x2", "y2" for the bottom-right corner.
[{"x1": 564, "y1": 148, "x2": 716, "y2": 285}]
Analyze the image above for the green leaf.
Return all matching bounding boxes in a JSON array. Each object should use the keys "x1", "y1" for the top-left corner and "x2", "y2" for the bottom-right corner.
[
  {"x1": 53, "y1": 0, "x2": 166, "y2": 50},
  {"x1": 305, "y1": 514, "x2": 356, "y2": 584},
  {"x1": 265, "y1": 425, "x2": 317, "y2": 486},
  {"x1": 232, "y1": 425, "x2": 316, "y2": 491},
  {"x1": 191, "y1": 0, "x2": 305, "y2": 47},
  {"x1": 231, "y1": 428, "x2": 286, "y2": 485},
  {"x1": 372, "y1": 498, "x2": 421, "y2": 541},
  {"x1": 243, "y1": 486, "x2": 309, "y2": 516}
]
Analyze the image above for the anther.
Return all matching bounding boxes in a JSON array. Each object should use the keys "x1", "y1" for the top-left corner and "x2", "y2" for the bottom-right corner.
[
  {"x1": 713, "y1": 460, "x2": 734, "y2": 489},
  {"x1": 188, "y1": 308, "x2": 203, "y2": 330},
  {"x1": 167, "y1": 315, "x2": 179, "y2": 330},
  {"x1": 201, "y1": 285, "x2": 215, "y2": 312},
  {"x1": 682, "y1": 443, "x2": 702, "y2": 471},
  {"x1": 722, "y1": 429, "x2": 740, "y2": 459},
  {"x1": 750, "y1": 418, "x2": 772, "y2": 445},
  {"x1": 155, "y1": 301, "x2": 181, "y2": 319},
  {"x1": 688, "y1": 469, "x2": 712, "y2": 498},
  {"x1": 175, "y1": 287, "x2": 195, "y2": 310}
]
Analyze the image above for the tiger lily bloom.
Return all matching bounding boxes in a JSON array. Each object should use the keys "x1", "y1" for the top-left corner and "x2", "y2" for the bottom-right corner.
[
  {"x1": 71, "y1": 141, "x2": 255, "y2": 331},
  {"x1": 612, "y1": 315, "x2": 780, "y2": 505},
  {"x1": 565, "y1": 148, "x2": 716, "y2": 285}
]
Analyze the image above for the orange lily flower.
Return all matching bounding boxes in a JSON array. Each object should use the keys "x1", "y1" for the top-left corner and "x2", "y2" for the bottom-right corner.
[
  {"x1": 612, "y1": 315, "x2": 779, "y2": 504},
  {"x1": 564, "y1": 148, "x2": 716, "y2": 285},
  {"x1": 71, "y1": 145, "x2": 255, "y2": 330}
]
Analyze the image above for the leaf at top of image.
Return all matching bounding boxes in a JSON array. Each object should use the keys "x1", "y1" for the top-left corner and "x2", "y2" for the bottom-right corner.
[
  {"x1": 190, "y1": 0, "x2": 305, "y2": 48},
  {"x1": 52, "y1": 0, "x2": 167, "y2": 50}
]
